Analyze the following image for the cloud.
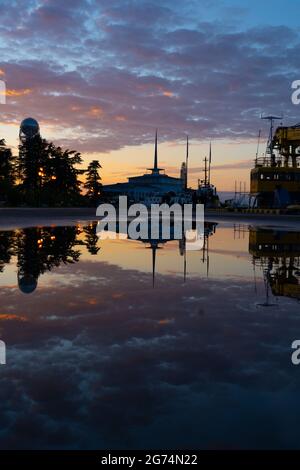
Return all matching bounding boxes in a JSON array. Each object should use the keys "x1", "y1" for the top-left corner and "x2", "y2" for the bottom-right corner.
[
  {"x1": 0, "y1": 1, "x2": 299, "y2": 155},
  {"x1": 189, "y1": 159, "x2": 254, "y2": 172}
]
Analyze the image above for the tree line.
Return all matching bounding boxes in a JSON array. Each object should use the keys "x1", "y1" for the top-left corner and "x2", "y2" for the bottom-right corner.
[{"x1": 0, "y1": 135, "x2": 102, "y2": 207}]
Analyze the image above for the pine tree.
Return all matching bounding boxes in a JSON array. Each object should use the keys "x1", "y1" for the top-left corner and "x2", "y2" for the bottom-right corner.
[
  {"x1": 43, "y1": 145, "x2": 84, "y2": 205},
  {"x1": 84, "y1": 160, "x2": 102, "y2": 205},
  {"x1": 16, "y1": 135, "x2": 49, "y2": 205},
  {"x1": 16, "y1": 137, "x2": 84, "y2": 206},
  {"x1": 0, "y1": 139, "x2": 16, "y2": 203}
]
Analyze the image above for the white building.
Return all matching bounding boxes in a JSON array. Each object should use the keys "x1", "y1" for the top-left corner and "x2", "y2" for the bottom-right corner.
[{"x1": 102, "y1": 131, "x2": 185, "y2": 202}]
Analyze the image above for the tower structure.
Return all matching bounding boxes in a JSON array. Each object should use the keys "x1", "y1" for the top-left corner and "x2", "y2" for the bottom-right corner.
[
  {"x1": 147, "y1": 130, "x2": 164, "y2": 175},
  {"x1": 19, "y1": 117, "x2": 40, "y2": 143}
]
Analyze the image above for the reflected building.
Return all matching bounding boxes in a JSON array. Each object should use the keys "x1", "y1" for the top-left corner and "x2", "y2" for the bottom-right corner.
[
  {"x1": 102, "y1": 219, "x2": 217, "y2": 286},
  {"x1": 1, "y1": 220, "x2": 215, "y2": 292},
  {"x1": 249, "y1": 227, "x2": 300, "y2": 301}
]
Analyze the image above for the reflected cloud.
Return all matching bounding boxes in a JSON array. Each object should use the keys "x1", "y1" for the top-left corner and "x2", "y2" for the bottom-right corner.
[{"x1": 0, "y1": 221, "x2": 300, "y2": 449}]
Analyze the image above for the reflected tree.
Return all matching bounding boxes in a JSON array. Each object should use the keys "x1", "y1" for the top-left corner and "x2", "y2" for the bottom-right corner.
[
  {"x1": 16, "y1": 226, "x2": 82, "y2": 294},
  {"x1": 0, "y1": 231, "x2": 15, "y2": 273},
  {"x1": 83, "y1": 222, "x2": 100, "y2": 255}
]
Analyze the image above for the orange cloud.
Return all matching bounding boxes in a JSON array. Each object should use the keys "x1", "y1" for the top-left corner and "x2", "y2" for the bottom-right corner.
[
  {"x1": 5, "y1": 88, "x2": 32, "y2": 97},
  {"x1": 0, "y1": 314, "x2": 28, "y2": 322},
  {"x1": 136, "y1": 83, "x2": 174, "y2": 98},
  {"x1": 88, "y1": 106, "x2": 104, "y2": 118},
  {"x1": 162, "y1": 90, "x2": 174, "y2": 97},
  {"x1": 158, "y1": 318, "x2": 174, "y2": 325},
  {"x1": 115, "y1": 115, "x2": 127, "y2": 121},
  {"x1": 0, "y1": 69, "x2": 5, "y2": 76},
  {"x1": 112, "y1": 293, "x2": 124, "y2": 299}
]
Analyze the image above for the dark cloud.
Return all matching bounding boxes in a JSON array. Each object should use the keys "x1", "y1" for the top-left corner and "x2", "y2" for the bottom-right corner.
[{"x1": 0, "y1": 1, "x2": 299, "y2": 153}]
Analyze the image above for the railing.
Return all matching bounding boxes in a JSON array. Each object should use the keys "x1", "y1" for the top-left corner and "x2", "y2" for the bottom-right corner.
[{"x1": 255, "y1": 156, "x2": 299, "y2": 168}]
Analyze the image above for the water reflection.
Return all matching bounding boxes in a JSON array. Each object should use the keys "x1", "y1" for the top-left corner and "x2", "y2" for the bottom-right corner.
[
  {"x1": 1, "y1": 222, "x2": 300, "y2": 302},
  {"x1": 0, "y1": 231, "x2": 14, "y2": 272},
  {"x1": 249, "y1": 227, "x2": 300, "y2": 303},
  {"x1": 0, "y1": 223, "x2": 100, "y2": 294},
  {"x1": 112, "y1": 220, "x2": 217, "y2": 286},
  {"x1": 0, "y1": 220, "x2": 300, "y2": 449},
  {"x1": 0, "y1": 221, "x2": 217, "y2": 293}
]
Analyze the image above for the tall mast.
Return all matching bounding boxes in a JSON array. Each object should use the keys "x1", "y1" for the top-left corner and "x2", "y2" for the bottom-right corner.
[
  {"x1": 204, "y1": 157, "x2": 208, "y2": 186},
  {"x1": 184, "y1": 240, "x2": 187, "y2": 283},
  {"x1": 261, "y1": 115, "x2": 282, "y2": 159},
  {"x1": 185, "y1": 135, "x2": 189, "y2": 190},
  {"x1": 208, "y1": 142, "x2": 212, "y2": 185},
  {"x1": 255, "y1": 129, "x2": 261, "y2": 166}
]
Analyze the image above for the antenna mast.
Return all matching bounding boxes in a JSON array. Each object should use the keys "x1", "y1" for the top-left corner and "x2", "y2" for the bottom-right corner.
[
  {"x1": 204, "y1": 157, "x2": 208, "y2": 186},
  {"x1": 208, "y1": 142, "x2": 212, "y2": 185},
  {"x1": 261, "y1": 115, "x2": 282, "y2": 162},
  {"x1": 255, "y1": 129, "x2": 261, "y2": 166},
  {"x1": 185, "y1": 135, "x2": 189, "y2": 190}
]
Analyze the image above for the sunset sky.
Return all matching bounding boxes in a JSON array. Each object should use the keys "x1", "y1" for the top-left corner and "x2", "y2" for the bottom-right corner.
[{"x1": 0, "y1": 0, "x2": 299, "y2": 190}]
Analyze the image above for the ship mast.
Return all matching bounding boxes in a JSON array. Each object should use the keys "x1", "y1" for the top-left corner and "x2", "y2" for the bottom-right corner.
[
  {"x1": 204, "y1": 156, "x2": 208, "y2": 186},
  {"x1": 261, "y1": 115, "x2": 282, "y2": 165},
  {"x1": 185, "y1": 135, "x2": 189, "y2": 190},
  {"x1": 255, "y1": 129, "x2": 261, "y2": 166},
  {"x1": 208, "y1": 142, "x2": 212, "y2": 185}
]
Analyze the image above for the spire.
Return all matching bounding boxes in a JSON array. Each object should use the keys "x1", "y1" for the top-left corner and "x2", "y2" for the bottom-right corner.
[
  {"x1": 152, "y1": 245, "x2": 156, "y2": 288},
  {"x1": 147, "y1": 129, "x2": 164, "y2": 174}
]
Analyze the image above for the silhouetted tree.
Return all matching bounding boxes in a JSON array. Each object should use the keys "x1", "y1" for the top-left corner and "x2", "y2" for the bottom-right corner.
[
  {"x1": 16, "y1": 135, "x2": 49, "y2": 205},
  {"x1": 84, "y1": 160, "x2": 102, "y2": 205},
  {"x1": 16, "y1": 137, "x2": 85, "y2": 206},
  {"x1": 43, "y1": 145, "x2": 84, "y2": 206},
  {"x1": 0, "y1": 139, "x2": 16, "y2": 202}
]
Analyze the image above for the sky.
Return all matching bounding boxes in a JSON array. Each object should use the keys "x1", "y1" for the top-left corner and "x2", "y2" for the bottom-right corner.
[{"x1": 0, "y1": 0, "x2": 299, "y2": 190}]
